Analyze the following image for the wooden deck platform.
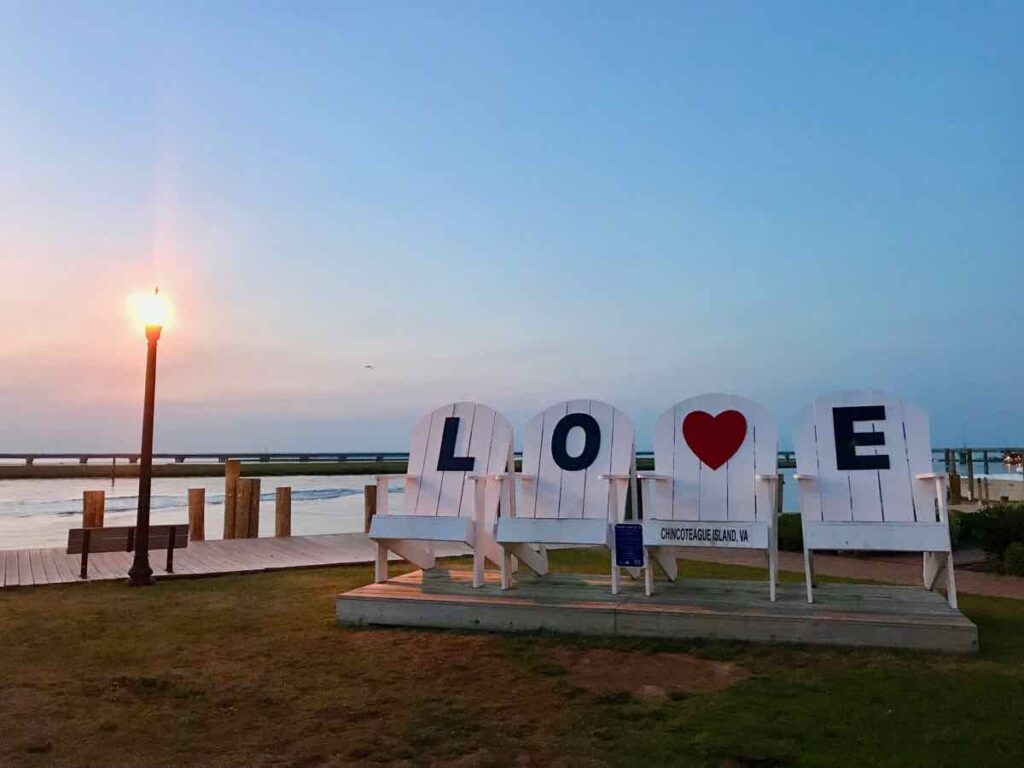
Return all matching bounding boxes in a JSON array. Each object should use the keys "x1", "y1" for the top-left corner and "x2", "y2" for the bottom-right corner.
[
  {"x1": 337, "y1": 569, "x2": 978, "y2": 654},
  {"x1": 0, "y1": 534, "x2": 468, "y2": 589}
]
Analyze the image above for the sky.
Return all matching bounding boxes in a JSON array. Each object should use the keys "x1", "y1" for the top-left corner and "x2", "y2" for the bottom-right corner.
[{"x1": 1, "y1": 1, "x2": 1021, "y2": 451}]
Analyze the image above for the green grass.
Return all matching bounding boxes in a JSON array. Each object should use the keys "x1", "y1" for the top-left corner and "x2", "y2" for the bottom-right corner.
[{"x1": 0, "y1": 551, "x2": 1022, "y2": 767}]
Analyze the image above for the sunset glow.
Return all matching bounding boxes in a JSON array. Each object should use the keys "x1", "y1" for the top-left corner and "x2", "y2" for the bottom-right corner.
[{"x1": 127, "y1": 289, "x2": 173, "y2": 332}]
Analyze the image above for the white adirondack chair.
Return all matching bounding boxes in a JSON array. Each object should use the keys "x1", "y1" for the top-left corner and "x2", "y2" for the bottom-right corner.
[
  {"x1": 638, "y1": 394, "x2": 780, "y2": 599},
  {"x1": 794, "y1": 390, "x2": 957, "y2": 607},
  {"x1": 494, "y1": 399, "x2": 636, "y2": 594},
  {"x1": 368, "y1": 402, "x2": 513, "y2": 589}
]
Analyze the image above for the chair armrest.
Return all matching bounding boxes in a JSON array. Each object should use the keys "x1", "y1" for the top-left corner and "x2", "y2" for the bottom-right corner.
[
  {"x1": 597, "y1": 473, "x2": 631, "y2": 481},
  {"x1": 637, "y1": 473, "x2": 672, "y2": 482},
  {"x1": 755, "y1": 473, "x2": 779, "y2": 482},
  {"x1": 915, "y1": 473, "x2": 946, "y2": 480},
  {"x1": 375, "y1": 474, "x2": 415, "y2": 482},
  {"x1": 793, "y1": 474, "x2": 815, "y2": 482}
]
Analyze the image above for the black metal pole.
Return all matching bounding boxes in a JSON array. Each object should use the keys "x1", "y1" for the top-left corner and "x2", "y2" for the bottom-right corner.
[{"x1": 128, "y1": 324, "x2": 160, "y2": 586}]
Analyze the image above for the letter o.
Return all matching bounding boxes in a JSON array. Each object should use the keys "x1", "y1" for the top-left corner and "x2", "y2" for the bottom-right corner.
[{"x1": 551, "y1": 413, "x2": 601, "y2": 471}]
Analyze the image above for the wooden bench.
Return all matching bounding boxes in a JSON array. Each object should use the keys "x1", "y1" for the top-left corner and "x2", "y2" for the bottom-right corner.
[{"x1": 66, "y1": 524, "x2": 190, "y2": 579}]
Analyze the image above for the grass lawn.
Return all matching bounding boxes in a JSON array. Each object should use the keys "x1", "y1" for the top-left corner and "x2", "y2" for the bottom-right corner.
[{"x1": 1, "y1": 551, "x2": 1022, "y2": 767}]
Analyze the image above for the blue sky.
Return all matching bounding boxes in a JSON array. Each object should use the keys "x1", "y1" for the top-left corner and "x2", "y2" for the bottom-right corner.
[{"x1": 1, "y1": 1, "x2": 1021, "y2": 450}]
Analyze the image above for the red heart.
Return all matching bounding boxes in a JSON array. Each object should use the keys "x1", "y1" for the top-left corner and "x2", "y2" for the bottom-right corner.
[{"x1": 682, "y1": 410, "x2": 748, "y2": 470}]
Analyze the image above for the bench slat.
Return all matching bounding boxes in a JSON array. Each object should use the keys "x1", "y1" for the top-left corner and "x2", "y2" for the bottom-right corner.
[{"x1": 67, "y1": 524, "x2": 190, "y2": 555}]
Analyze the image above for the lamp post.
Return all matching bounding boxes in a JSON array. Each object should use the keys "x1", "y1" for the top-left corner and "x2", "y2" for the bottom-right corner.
[{"x1": 127, "y1": 289, "x2": 167, "y2": 587}]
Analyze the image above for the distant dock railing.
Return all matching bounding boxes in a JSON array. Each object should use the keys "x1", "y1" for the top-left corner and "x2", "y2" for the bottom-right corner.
[
  {"x1": 0, "y1": 448, "x2": 1019, "y2": 480},
  {"x1": 0, "y1": 452, "x2": 412, "y2": 466}
]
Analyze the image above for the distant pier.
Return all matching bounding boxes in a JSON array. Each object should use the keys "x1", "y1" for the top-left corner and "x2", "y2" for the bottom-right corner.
[{"x1": 0, "y1": 448, "x2": 1019, "y2": 480}]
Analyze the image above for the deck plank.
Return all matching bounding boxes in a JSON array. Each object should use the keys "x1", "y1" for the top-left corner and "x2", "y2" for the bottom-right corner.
[
  {"x1": 1, "y1": 533, "x2": 462, "y2": 590},
  {"x1": 50, "y1": 550, "x2": 80, "y2": 583},
  {"x1": 336, "y1": 569, "x2": 979, "y2": 654},
  {"x1": 17, "y1": 549, "x2": 32, "y2": 586},
  {"x1": 39, "y1": 548, "x2": 63, "y2": 584}
]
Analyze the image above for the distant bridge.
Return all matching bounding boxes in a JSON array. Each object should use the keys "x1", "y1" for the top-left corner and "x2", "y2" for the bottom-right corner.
[{"x1": 0, "y1": 447, "x2": 1020, "y2": 477}]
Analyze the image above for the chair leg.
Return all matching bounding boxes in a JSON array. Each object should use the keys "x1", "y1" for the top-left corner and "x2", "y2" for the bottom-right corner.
[
  {"x1": 803, "y1": 548, "x2": 814, "y2": 604},
  {"x1": 644, "y1": 554, "x2": 654, "y2": 597},
  {"x1": 946, "y1": 552, "x2": 958, "y2": 610},
  {"x1": 374, "y1": 541, "x2": 388, "y2": 583},
  {"x1": 472, "y1": 548, "x2": 484, "y2": 589},
  {"x1": 924, "y1": 552, "x2": 943, "y2": 589},
  {"x1": 500, "y1": 548, "x2": 513, "y2": 590},
  {"x1": 610, "y1": 557, "x2": 620, "y2": 596}
]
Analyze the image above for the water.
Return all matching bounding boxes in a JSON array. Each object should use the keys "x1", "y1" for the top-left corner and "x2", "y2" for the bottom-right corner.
[
  {"x1": 0, "y1": 475, "x2": 382, "y2": 550},
  {"x1": 2, "y1": 461, "x2": 1020, "y2": 551}
]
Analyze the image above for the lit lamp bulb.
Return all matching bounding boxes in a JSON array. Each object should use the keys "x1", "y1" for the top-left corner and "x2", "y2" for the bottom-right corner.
[{"x1": 128, "y1": 288, "x2": 172, "y2": 340}]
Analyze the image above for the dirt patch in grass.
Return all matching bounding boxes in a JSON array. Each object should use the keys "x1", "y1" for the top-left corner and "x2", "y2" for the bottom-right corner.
[{"x1": 548, "y1": 647, "x2": 749, "y2": 700}]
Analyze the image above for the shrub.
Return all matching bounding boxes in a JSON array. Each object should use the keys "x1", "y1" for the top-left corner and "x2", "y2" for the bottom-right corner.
[
  {"x1": 947, "y1": 509, "x2": 965, "y2": 550},
  {"x1": 777, "y1": 513, "x2": 803, "y2": 552},
  {"x1": 1004, "y1": 542, "x2": 1024, "y2": 577},
  {"x1": 947, "y1": 508, "x2": 982, "y2": 550},
  {"x1": 971, "y1": 502, "x2": 1024, "y2": 560}
]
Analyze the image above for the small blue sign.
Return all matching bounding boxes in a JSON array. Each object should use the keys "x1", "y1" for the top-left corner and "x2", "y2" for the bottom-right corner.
[{"x1": 614, "y1": 523, "x2": 645, "y2": 568}]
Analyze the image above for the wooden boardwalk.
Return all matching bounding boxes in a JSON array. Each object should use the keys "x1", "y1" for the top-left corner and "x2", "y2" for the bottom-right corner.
[
  {"x1": 0, "y1": 534, "x2": 469, "y2": 589},
  {"x1": 338, "y1": 569, "x2": 979, "y2": 653}
]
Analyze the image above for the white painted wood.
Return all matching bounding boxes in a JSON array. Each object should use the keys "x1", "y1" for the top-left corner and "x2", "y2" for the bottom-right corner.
[
  {"x1": 670, "y1": 402, "x2": 701, "y2": 521},
  {"x1": 409, "y1": 405, "x2": 449, "y2": 515},
  {"x1": 795, "y1": 390, "x2": 957, "y2": 607},
  {"x1": 803, "y1": 522, "x2": 951, "y2": 551},
  {"x1": 904, "y1": 403, "x2": 940, "y2": 523},
  {"x1": 369, "y1": 401, "x2": 514, "y2": 583},
  {"x1": 368, "y1": 515, "x2": 474, "y2": 544},
  {"x1": 516, "y1": 409, "x2": 546, "y2": 520},
  {"x1": 496, "y1": 399, "x2": 635, "y2": 591},
  {"x1": 497, "y1": 517, "x2": 610, "y2": 545},
  {"x1": 436, "y1": 402, "x2": 477, "y2": 518},
  {"x1": 643, "y1": 394, "x2": 778, "y2": 597},
  {"x1": 793, "y1": 410, "x2": 823, "y2": 524},
  {"x1": 647, "y1": 394, "x2": 777, "y2": 523},
  {"x1": 384, "y1": 539, "x2": 436, "y2": 570},
  {"x1": 560, "y1": 399, "x2": 590, "y2": 520},
  {"x1": 374, "y1": 541, "x2": 388, "y2": 583},
  {"x1": 534, "y1": 401, "x2": 568, "y2": 520}
]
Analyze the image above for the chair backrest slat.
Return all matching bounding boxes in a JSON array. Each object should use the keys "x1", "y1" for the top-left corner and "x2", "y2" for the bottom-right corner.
[
  {"x1": 402, "y1": 402, "x2": 513, "y2": 519},
  {"x1": 795, "y1": 390, "x2": 933, "y2": 524},
  {"x1": 651, "y1": 394, "x2": 777, "y2": 523},
  {"x1": 519, "y1": 399, "x2": 634, "y2": 521}
]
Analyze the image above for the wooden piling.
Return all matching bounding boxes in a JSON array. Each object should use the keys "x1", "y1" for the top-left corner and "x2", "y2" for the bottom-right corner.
[
  {"x1": 223, "y1": 459, "x2": 241, "y2": 539},
  {"x1": 248, "y1": 479, "x2": 261, "y2": 538},
  {"x1": 948, "y1": 450, "x2": 962, "y2": 505},
  {"x1": 235, "y1": 477, "x2": 262, "y2": 539},
  {"x1": 275, "y1": 487, "x2": 291, "y2": 537},
  {"x1": 983, "y1": 450, "x2": 990, "y2": 474},
  {"x1": 83, "y1": 490, "x2": 105, "y2": 528},
  {"x1": 965, "y1": 450, "x2": 975, "y2": 501},
  {"x1": 234, "y1": 478, "x2": 252, "y2": 539},
  {"x1": 364, "y1": 484, "x2": 377, "y2": 533},
  {"x1": 188, "y1": 488, "x2": 206, "y2": 541}
]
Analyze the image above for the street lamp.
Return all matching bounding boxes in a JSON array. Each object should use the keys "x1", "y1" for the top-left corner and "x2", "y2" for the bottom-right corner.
[{"x1": 127, "y1": 288, "x2": 170, "y2": 586}]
